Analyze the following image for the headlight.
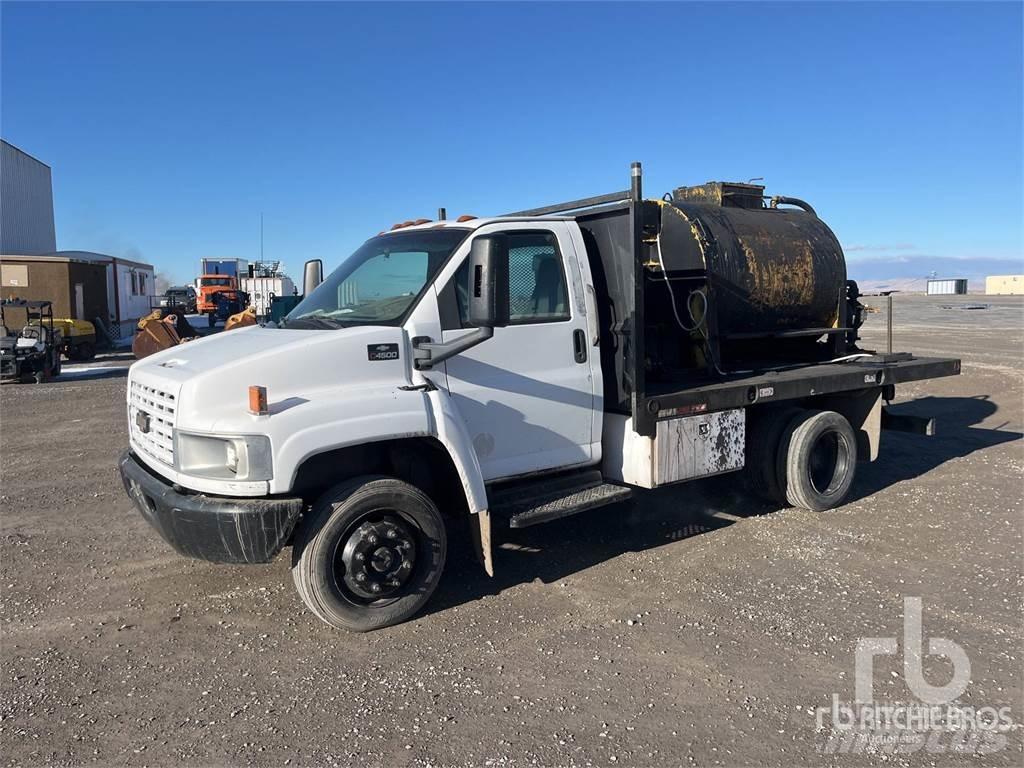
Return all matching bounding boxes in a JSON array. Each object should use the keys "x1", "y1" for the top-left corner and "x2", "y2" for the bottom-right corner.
[{"x1": 174, "y1": 431, "x2": 273, "y2": 481}]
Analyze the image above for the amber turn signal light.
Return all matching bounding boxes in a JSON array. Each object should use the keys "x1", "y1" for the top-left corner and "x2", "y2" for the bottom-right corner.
[{"x1": 248, "y1": 385, "x2": 268, "y2": 415}]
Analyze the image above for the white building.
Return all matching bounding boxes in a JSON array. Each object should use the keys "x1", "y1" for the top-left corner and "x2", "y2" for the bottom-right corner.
[
  {"x1": 1, "y1": 140, "x2": 57, "y2": 255},
  {"x1": 985, "y1": 275, "x2": 1024, "y2": 295},
  {"x1": 925, "y1": 278, "x2": 968, "y2": 296}
]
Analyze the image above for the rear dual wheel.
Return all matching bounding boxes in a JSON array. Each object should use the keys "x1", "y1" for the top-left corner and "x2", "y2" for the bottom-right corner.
[
  {"x1": 779, "y1": 410, "x2": 857, "y2": 511},
  {"x1": 747, "y1": 408, "x2": 857, "y2": 511},
  {"x1": 291, "y1": 476, "x2": 447, "y2": 632}
]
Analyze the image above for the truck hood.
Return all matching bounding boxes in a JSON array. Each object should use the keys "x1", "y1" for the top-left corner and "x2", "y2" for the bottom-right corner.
[{"x1": 129, "y1": 325, "x2": 410, "y2": 433}]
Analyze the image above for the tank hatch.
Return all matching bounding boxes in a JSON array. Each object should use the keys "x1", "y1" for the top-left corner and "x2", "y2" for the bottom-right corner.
[{"x1": 672, "y1": 181, "x2": 765, "y2": 210}]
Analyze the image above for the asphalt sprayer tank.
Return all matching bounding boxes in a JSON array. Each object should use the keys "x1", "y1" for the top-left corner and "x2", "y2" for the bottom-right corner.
[{"x1": 658, "y1": 182, "x2": 847, "y2": 337}]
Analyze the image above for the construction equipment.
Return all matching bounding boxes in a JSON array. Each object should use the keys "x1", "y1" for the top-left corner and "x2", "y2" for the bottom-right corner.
[
  {"x1": 196, "y1": 274, "x2": 246, "y2": 327},
  {"x1": 53, "y1": 318, "x2": 98, "y2": 361},
  {"x1": 1, "y1": 299, "x2": 62, "y2": 383},
  {"x1": 132, "y1": 310, "x2": 201, "y2": 360}
]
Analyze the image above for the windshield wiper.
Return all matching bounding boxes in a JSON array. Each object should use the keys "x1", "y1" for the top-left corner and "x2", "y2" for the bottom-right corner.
[{"x1": 284, "y1": 315, "x2": 349, "y2": 330}]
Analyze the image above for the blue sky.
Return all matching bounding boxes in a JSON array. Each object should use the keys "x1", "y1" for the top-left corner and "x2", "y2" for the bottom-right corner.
[{"x1": 2, "y1": 1, "x2": 1021, "y2": 284}]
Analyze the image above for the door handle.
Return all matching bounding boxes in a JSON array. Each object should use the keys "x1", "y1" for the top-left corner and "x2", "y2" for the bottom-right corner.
[{"x1": 573, "y1": 328, "x2": 587, "y2": 364}]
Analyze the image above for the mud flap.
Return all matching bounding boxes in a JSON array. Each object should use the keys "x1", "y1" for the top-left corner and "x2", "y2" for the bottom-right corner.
[{"x1": 471, "y1": 508, "x2": 494, "y2": 576}]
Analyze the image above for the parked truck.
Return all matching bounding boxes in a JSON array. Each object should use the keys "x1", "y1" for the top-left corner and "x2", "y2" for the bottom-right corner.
[
  {"x1": 119, "y1": 163, "x2": 960, "y2": 632},
  {"x1": 195, "y1": 274, "x2": 246, "y2": 327},
  {"x1": 240, "y1": 274, "x2": 296, "y2": 320}
]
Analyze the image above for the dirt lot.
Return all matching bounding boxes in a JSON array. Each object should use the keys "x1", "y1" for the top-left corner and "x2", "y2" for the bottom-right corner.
[{"x1": 2, "y1": 295, "x2": 1022, "y2": 766}]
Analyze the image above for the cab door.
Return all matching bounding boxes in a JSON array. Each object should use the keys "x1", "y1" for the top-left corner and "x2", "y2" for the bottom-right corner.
[{"x1": 439, "y1": 222, "x2": 598, "y2": 481}]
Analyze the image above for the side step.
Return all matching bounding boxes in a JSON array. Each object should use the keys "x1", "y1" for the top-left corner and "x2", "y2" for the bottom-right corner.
[{"x1": 488, "y1": 470, "x2": 633, "y2": 529}]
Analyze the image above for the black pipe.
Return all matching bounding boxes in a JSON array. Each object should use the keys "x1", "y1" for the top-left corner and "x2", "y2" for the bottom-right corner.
[
  {"x1": 769, "y1": 195, "x2": 817, "y2": 217},
  {"x1": 630, "y1": 161, "x2": 642, "y2": 202}
]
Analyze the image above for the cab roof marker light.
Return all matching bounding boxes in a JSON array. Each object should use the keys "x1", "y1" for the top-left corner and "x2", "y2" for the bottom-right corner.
[{"x1": 249, "y1": 385, "x2": 269, "y2": 416}]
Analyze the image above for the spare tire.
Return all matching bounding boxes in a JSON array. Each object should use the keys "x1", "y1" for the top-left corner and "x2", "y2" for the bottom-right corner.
[{"x1": 778, "y1": 410, "x2": 857, "y2": 511}]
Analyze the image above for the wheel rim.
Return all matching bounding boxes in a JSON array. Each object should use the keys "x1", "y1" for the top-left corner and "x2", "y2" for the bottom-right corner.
[
  {"x1": 807, "y1": 430, "x2": 851, "y2": 495},
  {"x1": 333, "y1": 512, "x2": 419, "y2": 603}
]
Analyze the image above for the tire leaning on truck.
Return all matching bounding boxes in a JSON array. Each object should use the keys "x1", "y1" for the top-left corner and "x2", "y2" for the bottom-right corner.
[
  {"x1": 291, "y1": 476, "x2": 447, "y2": 632},
  {"x1": 777, "y1": 410, "x2": 858, "y2": 511}
]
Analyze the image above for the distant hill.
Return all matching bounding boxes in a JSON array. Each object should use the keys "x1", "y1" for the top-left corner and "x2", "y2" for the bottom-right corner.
[{"x1": 847, "y1": 255, "x2": 1022, "y2": 294}]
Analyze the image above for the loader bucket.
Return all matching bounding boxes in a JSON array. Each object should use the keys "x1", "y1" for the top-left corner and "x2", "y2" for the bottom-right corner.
[{"x1": 132, "y1": 312, "x2": 183, "y2": 359}]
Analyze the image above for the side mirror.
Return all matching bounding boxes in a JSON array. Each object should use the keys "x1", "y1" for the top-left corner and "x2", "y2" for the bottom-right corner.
[
  {"x1": 467, "y1": 235, "x2": 510, "y2": 328},
  {"x1": 302, "y1": 259, "x2": 323, "y2": 296}
]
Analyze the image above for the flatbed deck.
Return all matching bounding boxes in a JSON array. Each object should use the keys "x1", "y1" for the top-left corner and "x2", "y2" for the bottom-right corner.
[{"x1": 639, "y1": 355, "x2": 961, "y2": 431}]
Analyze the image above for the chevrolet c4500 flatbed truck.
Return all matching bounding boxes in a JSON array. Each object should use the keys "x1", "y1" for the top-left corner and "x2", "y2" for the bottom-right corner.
[{"x1": 119, "y1": 163, "x2": 960, "y2": 631}]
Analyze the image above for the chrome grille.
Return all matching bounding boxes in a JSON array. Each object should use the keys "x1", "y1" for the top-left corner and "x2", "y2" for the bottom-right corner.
[{"x1": 129, "y1": 380, "x2": 176, "y2": 466}]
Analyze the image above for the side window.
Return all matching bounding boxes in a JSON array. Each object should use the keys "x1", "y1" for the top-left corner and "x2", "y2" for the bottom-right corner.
[{"x1": 452, "y1": 231, "x2": 570, "y2": 326}]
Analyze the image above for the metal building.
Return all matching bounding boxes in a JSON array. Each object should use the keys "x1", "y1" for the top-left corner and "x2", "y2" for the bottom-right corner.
[
  {"x1": 985, "y1": 275, "x2": 1024, "y2": 295},
  {"x1": 1, "y1": 140, "x2": 57, "y2": 255},
  {"x1": 926, "y1": 278, "x2": 968, "y2": 295}
]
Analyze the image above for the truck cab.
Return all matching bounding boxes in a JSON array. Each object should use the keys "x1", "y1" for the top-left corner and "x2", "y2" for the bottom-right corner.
[
  {"x1": 196, "y1": 274, "x2": 243, "y2": 326},
  {"x1": 119, "y1": 164, "x2": 960, "y2": 631}
]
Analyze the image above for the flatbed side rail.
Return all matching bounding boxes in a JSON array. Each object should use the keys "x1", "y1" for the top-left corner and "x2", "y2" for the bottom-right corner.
[
  {"x1": 503, "y1": 189, "x2": 631, "y2": 218},
  {"x1": 634, "y1": 356, "x2": 961, "y2": 436}
]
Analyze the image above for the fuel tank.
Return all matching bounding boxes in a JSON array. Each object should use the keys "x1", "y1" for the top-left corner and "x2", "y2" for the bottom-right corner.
[{"x1": 658, "y1": 182, "x2": 846, "y2": 335}]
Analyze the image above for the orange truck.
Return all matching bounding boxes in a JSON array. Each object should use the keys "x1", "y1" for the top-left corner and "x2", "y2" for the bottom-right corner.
[{"x1": 196, "y1": 274, "x2": 246, "y2": 327}]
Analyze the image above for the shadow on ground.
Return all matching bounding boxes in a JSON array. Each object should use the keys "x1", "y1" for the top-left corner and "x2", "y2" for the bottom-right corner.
[{"x1": 427, "y1": 395, "x2": 1021, "y2": 616}]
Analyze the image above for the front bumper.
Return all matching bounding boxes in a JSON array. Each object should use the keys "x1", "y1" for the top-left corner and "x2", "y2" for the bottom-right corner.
[{"x1": 118, "y1": 451, "x2": 303, "y2": 564}]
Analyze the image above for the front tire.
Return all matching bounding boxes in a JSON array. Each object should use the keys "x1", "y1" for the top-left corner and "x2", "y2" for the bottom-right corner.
[{"x1": 291, "y1": 476, "x2": 447, "y2": 632}]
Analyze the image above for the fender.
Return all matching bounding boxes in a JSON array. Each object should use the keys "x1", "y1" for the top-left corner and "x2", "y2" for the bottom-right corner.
[{"x1": 426, "y1": 386, "x2": 493, "y2": 575}]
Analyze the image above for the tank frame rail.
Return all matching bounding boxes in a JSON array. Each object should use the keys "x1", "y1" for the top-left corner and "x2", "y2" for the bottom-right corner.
[{"x1": 634, "y1": 355, "x2": 962, "y2": 437}]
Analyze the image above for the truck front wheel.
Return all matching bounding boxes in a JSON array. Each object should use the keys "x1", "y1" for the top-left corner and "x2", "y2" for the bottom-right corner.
[
  {"x1": 778, "y1": 410, "x2": 857, "y2": 511},
  {"x1": 291, "y1": 476, "x2": 447, "y2": 632}
]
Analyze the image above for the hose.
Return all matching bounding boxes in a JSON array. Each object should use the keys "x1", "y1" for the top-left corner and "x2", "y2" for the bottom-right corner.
[
  {"x1": 769, "y1": 196, "x2": 817, "y2": 217},
  {"x1": 655, "y1": 236, "x2": 703, "y2": 332}
]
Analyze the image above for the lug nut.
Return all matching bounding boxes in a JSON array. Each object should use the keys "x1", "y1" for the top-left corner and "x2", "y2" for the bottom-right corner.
[
  {"x1": 370, "y1": 583, "x2": 381, "y2": 593},
  {"x1": 355, "y1": 552, "x2": 365, "y2": 561},
  {"x1": 386, "y1": 528, "x2": 397, "y2": 539},
  {"x1": 368, "y1": 534, "x2": 378, "y2": 545},
  {"x1": 355, "y1": 573, "x2": 366, "y2": 582}
]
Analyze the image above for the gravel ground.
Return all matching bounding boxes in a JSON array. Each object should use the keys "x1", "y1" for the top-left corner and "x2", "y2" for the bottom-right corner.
[{"x1": 1, "y1": 295, "x2": 1021, "y2": 767}]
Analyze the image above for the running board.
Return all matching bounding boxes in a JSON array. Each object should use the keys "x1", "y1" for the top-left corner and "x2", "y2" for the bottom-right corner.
[{"x1": 488, "y1": 470, "x2": 633, "y2": 529}]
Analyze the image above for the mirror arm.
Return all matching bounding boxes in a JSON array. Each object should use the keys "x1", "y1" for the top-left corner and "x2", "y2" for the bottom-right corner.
[{"x1": 413, "y1": 327, "x2": 494, "y2": 370}]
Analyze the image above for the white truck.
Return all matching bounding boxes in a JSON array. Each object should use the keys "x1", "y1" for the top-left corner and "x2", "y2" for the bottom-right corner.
[
  {"x1": 119, "y1": 164, "x2": 960, "y2": 631},
  {"x1": 239, "y1": 274, "x2": 296, "y2": 319}
]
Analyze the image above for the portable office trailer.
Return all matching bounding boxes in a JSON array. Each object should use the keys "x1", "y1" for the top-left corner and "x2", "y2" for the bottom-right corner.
[
  {"x1": 4, "y1": 251, "x2": 155, "y2": 338},
  {"x1": 0, "y1": 254, "x2": 108, "y2": 323}
]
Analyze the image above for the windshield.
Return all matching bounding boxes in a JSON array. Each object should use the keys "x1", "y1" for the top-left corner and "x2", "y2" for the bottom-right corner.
[
  {"x1": 283, "y1": 229, "x2": 468, "y2": 330},
  {"x1": 201, "y1": 277, "x2": 233, "y2": 287}
]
